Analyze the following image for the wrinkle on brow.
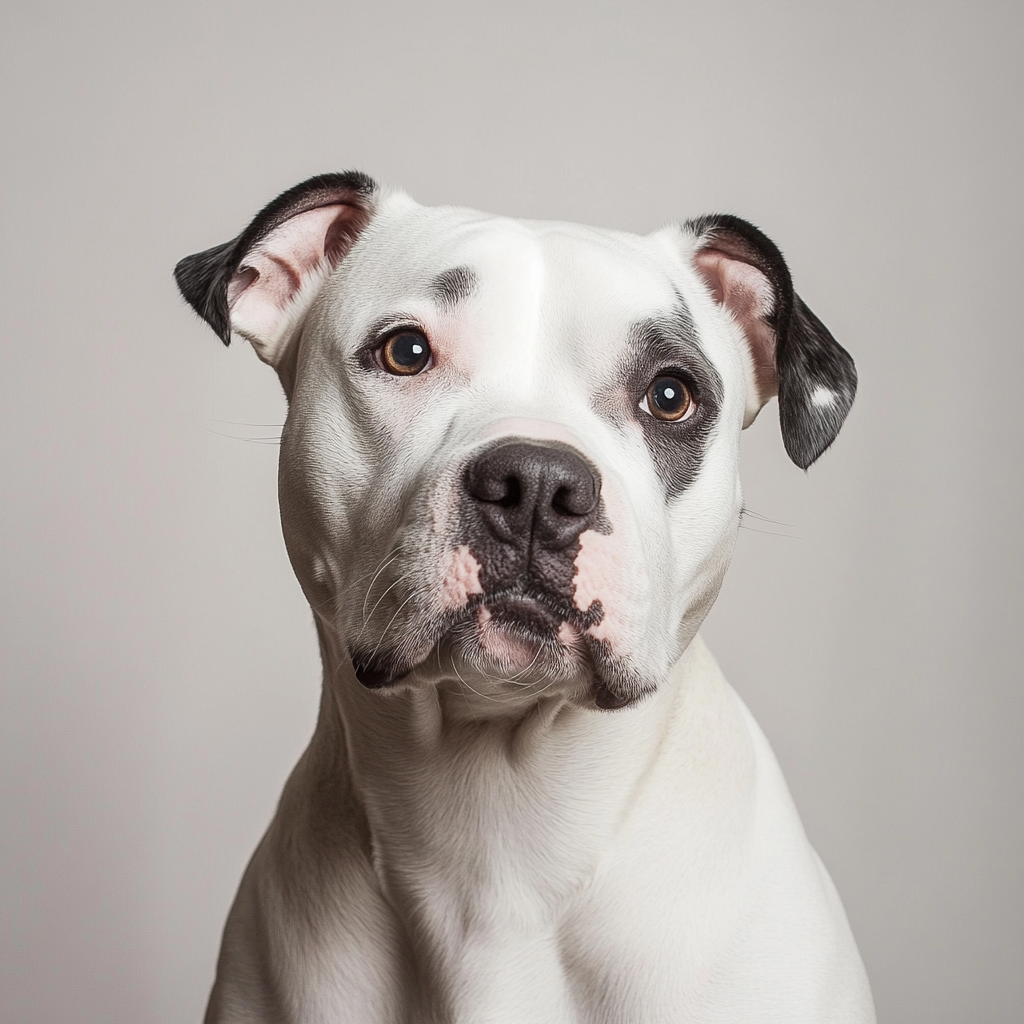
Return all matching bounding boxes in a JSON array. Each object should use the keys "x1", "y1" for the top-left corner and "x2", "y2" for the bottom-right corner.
[{"x1": 429, "y1": 266, "x2": 478, "y2": 309}]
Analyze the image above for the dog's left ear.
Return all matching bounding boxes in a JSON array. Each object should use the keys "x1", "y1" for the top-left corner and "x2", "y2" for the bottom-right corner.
[
  {"x1": 682, "y1": 214, "x2": 857, "y2": 469},
  {"x1": 174, "y1": 171, "x2": 377, "y2": 391}
]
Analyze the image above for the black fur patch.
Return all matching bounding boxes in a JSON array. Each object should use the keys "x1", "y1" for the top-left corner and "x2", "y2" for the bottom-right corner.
[
  {"x1": 600, "y1": 304, "x2": 724, "y2": 499},
  {"x1": 174, "y1": 170, "x2": 377, "y2": 345},
  {"x1": 429, "y1": 266, "x2": 478, "y2": 309},
  {"x1": 583, "y1": 636, "x2": 657, "y2": 710},
  {"x1": 684, "y1": 214, "x2": 857, "y2": 469}
]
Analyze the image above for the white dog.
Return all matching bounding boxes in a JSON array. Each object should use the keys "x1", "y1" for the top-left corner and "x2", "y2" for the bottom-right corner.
[{"x1": 176, "y1": 172, "x2": 875, "y2": 1023}]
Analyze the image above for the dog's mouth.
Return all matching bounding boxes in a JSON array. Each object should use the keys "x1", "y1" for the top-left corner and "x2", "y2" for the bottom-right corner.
[
  {"x1": 471, "y1": 586, "x2": 603, "y2": 637},
  {"x1": 484, "y1": 593, "x2": 563, "y2": 638},
  {"x1": 459, "y1": 591, "x2": 590, "y2": 677},
  {"x1": 353, "y1": 585, "x2": 598, "y2": 683},
  {"x1": 351, "y1": 583, "x2": 647, "y2": 710}
]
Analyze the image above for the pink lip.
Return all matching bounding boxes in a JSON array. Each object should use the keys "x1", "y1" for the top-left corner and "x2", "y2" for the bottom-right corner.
[{"x1": 473, "y1": 603, "x2": 550, "y2": 667}]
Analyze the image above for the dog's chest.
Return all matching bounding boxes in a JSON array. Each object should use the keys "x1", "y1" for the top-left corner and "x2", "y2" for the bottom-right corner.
[
  {"x1": 296, "y1": 734, "x2": 760, "y2": 1022},
  {"x1": 300, "y1": 872, "x2": 753, "y2": 1024}
]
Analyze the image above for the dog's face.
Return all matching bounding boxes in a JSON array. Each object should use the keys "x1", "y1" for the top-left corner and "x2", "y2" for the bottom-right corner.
[
  {"x1": 284, "y1": 203, "x2": 738, "y2": 710},
  {"x1": 176, "y1": 174, "x2": 856, "y2": 711}
]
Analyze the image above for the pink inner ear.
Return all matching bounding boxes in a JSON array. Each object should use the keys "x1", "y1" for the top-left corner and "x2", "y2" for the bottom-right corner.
[
  {"x1": 226, "y1": 203, "x2": 355, "y2": 352},
  {"x1": 694, "y1": 248, "x2": 779, "y2": 402}
]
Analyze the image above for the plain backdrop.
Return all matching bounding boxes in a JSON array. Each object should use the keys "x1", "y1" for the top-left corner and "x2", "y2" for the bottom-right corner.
[{"x1": 2, "y1": 1, "x2": 1022, "y2": 1021}]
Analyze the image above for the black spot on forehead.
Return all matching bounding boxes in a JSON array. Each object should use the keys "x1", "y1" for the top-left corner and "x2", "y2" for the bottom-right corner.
[
  {"x1": 429, "y1": 266, "x2": 478, "y2": 308},
  {"x1": 602, "y1": 301, "x2": 724, "y2": 499}
]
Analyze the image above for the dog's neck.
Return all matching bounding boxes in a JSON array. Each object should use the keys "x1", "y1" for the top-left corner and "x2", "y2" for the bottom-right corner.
[{"x1": 310, "y1": 622, "x2": 694, "y2": 997}]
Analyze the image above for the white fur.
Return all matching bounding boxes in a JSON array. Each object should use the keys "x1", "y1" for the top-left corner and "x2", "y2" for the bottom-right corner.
[{"x1": 202, "y1": 192, "x2": 875, "y2": 1023}]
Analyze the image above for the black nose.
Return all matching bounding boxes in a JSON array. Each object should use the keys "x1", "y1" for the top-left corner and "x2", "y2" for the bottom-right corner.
[{"x1": 464, "y1": 440, "x2": 601, "y2": 551}]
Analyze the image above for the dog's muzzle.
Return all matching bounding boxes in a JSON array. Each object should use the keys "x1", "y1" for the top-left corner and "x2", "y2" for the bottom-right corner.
[
  {"x1": 456, "y1": 437, "x2": 603, "y2": 639},
  {"x1": 352, "y1": 439, "x2": 609, "y2": 694}
]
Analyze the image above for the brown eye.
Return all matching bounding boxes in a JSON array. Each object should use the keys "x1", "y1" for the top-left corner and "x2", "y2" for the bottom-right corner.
[
  {"x1": 645, "y1": 376, "x2": 693, "y2": 421},
  {"x1": 380, "y1": 330, "x2": 431, "y2": 375}
]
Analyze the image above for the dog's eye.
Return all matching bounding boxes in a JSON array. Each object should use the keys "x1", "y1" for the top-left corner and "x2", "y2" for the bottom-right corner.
[
  {"x1": 380, "y1": 330, "x2": 432, "y2": 376},
  {"x1": 642, "y1": 376, "x2": 693, "y2": 422}
]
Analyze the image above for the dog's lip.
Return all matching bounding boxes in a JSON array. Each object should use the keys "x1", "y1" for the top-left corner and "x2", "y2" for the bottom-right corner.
[
  {"x1": 484, "y1": 591, "x2": 561, "y2": 620},
  {"x1": 353, "y1": 661, "x2": 395, "y2": 689},
  {"x1": 350, "y1": 589, "x2": 603, "y2": 690},
  {"x1": 481, "y1": 594, "x2": 564, "y2": 642},
  {"x1": 468, "y1": 587, "x2": 601, "y2": 631}
]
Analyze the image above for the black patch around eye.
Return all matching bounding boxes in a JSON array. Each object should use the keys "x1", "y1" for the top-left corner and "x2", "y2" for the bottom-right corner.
[{"x1": 599, "y1": 303, "x2": 723, "y2": 499}]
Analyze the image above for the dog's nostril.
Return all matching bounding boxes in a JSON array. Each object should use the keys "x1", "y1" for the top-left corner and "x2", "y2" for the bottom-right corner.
[
  {"x1": 471, "y1": 473, "x2": 522, "y2": 507},
  {"x1": 551, "y1": 483, "x2": 597, "y2": 517},
  {"x1": 496, "y1": 476, "x2": 521, "y2": 509}
]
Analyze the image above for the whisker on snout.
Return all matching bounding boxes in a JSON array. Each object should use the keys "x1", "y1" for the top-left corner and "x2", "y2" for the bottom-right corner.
[
  {"x1": 360, "y1": 550, "x2": 405, "y2": 623},
  {"x1": 212, "y1": 421, "x2": 286, "y2": 427},
  {"x1": 369, "y1": 589, "x2": 423, "y2": 663},
  {"x1": 364, "y1": 569, "x2": 417, "y2": 627}
]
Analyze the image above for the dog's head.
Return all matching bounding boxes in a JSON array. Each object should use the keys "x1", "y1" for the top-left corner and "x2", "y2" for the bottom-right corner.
[{"x1": 176, "y1": 173, "x2": 855, "y2": 711}]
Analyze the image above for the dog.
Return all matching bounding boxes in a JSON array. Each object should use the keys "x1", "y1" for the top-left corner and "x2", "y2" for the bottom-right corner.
[{"x1": 175, "y1": 171, "x2": 875, "y2": 1023}]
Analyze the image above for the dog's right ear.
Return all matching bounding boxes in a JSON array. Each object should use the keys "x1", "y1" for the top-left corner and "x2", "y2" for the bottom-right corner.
[{"x1": 174, "y1": 171, "x2": 377, "y2": 380}]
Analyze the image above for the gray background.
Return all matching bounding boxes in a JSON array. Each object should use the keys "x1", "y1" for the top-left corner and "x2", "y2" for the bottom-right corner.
[{"x1": 2, "y1": 1, "x2": 1021, "y2": 1021}]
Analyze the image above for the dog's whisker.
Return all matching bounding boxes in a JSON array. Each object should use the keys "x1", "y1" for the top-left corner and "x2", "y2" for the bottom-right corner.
[
  {"x1": 211, "y1": 420, "x2": 286, "y2": 427},
  {"x1": 350, "y1": 551, "x2": 399, "y2": 590},
  {"x1": 738, "y1": 522, "x2": 801, "y2": 539},
  {"x1": 369, "y1": 590, "x2": 421, "y2": 663},
  {"x1": 741, "y1": 507, "x2": 794, "y2": 528},
  {"x1": 450, "y1": 656, "x2": 511, "y2": 704},
  {"x1": 364, "y1": 570, "x2": 416, "y2": 626},
  {"x1": 444, "y1": 648, "x2": 479, "y2": 719},
  {"x1": 306, "y1": 592, "x2": 338, "y2": 618},
  {"x1": 502, "y1": 644, "x2": 545, "y2": 683},
  {"x1": 525, "y1": 673, "x2": 561, "y2": 700},
  {"x1": 206, "y1": 428, "x2": 283, "y2": 445},
  {"x1": 361, "y1": 550, "x2": 404, "y2": 622}
]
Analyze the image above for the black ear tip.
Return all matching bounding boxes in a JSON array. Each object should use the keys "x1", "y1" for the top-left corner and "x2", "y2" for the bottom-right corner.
[
  {"x1": 777, "y1": 295, "x2": 858, "y2": 468},
  {"x1": 173, "y1": 242, "x2": 235, "y2": 346},
  {"x1": 779, "y1": 370, "x2": 857, "y2": 469},
  {"x1": 171, "y1": 170, "x2": 378, "y2": 349},
  {"x1": 783, "y1": 428, "x2": 834, "y2": 471}
]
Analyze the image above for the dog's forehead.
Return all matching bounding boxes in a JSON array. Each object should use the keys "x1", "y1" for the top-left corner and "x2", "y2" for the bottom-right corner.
[{"x1": 341, "y1": 201, "x2": 691, "y2": 346}]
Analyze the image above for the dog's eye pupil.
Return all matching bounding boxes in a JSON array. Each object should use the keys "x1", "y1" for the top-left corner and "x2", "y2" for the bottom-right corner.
[
  {"x1": 646, "y1": 377, "x2": 692, "y2": 421},
  {"x1": 381, "y1": 331, "x2": 431, "y2": 375}
]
